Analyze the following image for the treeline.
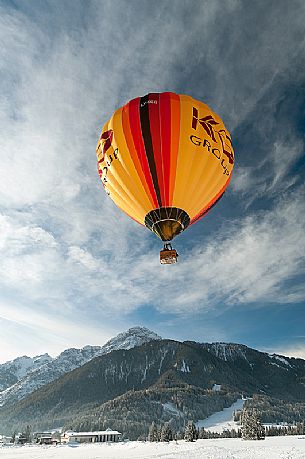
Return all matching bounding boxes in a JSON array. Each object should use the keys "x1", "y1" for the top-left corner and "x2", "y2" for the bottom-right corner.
[
  {"x1": 265, "y1": 422, "x2": 305, "y2": 436},
  {"x1": 244, "y1": 395, "x2": 305, "y2": 424},
  {"x1": 147, "y1": 420, "x2": 242, "y2": 442}
]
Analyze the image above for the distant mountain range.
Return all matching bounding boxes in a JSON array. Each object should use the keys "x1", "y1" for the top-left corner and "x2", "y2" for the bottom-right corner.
[
  {"x1": 0, "y1": 327, "x2": 305, "y2": 439},
  {"x1": 0, "y1": 326, "x2": 161, "y2": 406}
]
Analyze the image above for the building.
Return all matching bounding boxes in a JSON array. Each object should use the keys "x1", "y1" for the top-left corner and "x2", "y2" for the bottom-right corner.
[
  {"x1": 16, "y1": 433, "x2": 27, "y2": 444},
  {"x1": 61, "y1": 428, "x2": 121, "y2": 444},
  {"x1": 33, "y1": 432, "x2": 58, "y2": 445},
  {"x1": 0, "y1": 435, "x2": 12, "y2": 445}
]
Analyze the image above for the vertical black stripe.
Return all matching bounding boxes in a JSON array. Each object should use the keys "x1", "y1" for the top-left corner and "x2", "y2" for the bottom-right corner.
[{"x1": 139, "y1": 94, "x2": 162, "y2": 207}]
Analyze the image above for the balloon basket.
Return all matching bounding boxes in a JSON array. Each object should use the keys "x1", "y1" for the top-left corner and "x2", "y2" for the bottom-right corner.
[{"x1": 160, "y1": 243, "x2": 178, "y2": 265}]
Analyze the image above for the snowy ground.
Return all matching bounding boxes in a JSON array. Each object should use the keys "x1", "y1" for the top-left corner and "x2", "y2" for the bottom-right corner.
[{"x1": 1, "y1": 437, "x2": 305, "y2": 459}]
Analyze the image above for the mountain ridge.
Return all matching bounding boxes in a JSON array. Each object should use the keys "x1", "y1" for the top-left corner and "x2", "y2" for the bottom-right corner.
[
  {"x1": 0, "y1": 326, "x2": 162, "y2": 406},
  {"x1": 1, "y1": 336, "x2": 305, "y2": 437},
  {"x1": 1, "y1": 328, "x2": 305, "y2": 439}
]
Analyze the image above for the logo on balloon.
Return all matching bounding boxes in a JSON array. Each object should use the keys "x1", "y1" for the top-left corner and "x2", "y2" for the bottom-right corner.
[
  {"x1": 97, "y1": 128, "x2": 119, "y2": 191},
  {"x1": 100, "y1": 129, "x2": 114, "y2": 157},
  {"x1": 192, "y1": 107, "x2": 219, "y2": 141},
  {"x1": 192, "y1": 107, "x2": 234, "y2": 165}
]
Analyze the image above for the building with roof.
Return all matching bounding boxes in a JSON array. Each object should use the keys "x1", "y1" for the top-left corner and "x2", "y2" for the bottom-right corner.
[
  {"x1": 33, "y1": 432, "x2": 58, "y2": 445},
  {"x1": 61, "y1": 428, "x2": 121, "y2": 444},
  {"x1": 0, "y1": 435, "x2": 12, "y2": 445}
]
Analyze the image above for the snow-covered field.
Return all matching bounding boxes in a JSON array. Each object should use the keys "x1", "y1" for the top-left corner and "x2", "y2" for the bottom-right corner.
[{"x1": 1, "y1": 437, "x2": 305, "y2": 459}]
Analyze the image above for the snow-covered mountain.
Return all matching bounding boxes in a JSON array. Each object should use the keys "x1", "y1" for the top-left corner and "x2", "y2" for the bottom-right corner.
[
  {"x1": 0, "y1": 327, "x2": 161, "y2": 407},
  {"x1": 1, "y1": 336, "x2": 305, "y2": 438},
  {"x1": 102, "y1": 326, "x2": 162, "y2": 353},
  {"x1": 0, "y1": 354, "x2": 52, "y2": 391}
]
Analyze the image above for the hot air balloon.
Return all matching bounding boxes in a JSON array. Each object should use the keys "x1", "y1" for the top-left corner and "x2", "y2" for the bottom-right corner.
[{"x1": 96, "y1": 92, "x2": 234, "y2": 264}]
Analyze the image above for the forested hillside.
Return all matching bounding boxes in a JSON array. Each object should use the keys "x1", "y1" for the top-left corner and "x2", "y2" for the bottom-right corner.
[{"x1": 1, "y1": 339, "x2": 305, "y2": 439}]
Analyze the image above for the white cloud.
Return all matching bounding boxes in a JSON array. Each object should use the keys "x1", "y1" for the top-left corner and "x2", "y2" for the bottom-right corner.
[
  {"x1": 0, "y1": 214, "x2": 61, "y2": 287},
  {"x1": 0, "y1": 300, "x2": 115, "y2": 362},
  {"x1": 0, "y1": 215, "x2": 56, "y2": 252},
  {"x1": 68, "y1": 246, "x2": 100, "y2": 271},
  {"x1": 232, "y1": 140, "x2": 303, "y2": 202},
  {"x1": 190, "y1": 191, "x2": 304, "y2": 306}
]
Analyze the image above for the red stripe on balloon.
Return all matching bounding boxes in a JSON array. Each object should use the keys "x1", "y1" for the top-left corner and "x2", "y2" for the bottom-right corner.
[
  {"x1": 159, "y1": 92, "x2": 172, "y2": 206},
  {"x1": 121, "y1": 103, "x2": 155, "y2": 207},
  {"x1": 128, "y1": 97, "x2": 158, "y2": 208}
]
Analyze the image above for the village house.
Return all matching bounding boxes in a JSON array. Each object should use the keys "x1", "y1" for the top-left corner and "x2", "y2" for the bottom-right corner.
[
  {"x1": 16, "y1": 433, "x2": 27, "y2": 444},
  {"x1": 33, "y1": 432, "x2": 58, "y2": 445},
  {"x1": 0, "y1": 435, "x2": 12, "y2": 445},
  {"x1": 61, "y1": 428, "x2": 121, "y2": 444}
]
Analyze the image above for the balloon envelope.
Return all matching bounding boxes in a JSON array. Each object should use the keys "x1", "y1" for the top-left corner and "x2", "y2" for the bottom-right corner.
[{"x1": 97, "y1": 92, "x2": 234, "y2": 241}]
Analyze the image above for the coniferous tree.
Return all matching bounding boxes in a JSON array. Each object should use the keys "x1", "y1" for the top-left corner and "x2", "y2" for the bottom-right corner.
[
  {"x1": 297, "y1": 421, "x2": 305, "y2": 435},
  {"x1": 198, "y1": 426, "x2": 208, "y2": 439},
  {"x1": 148, "y1": 422, "x2": 159, "y2": 442},
  {"x1": 176, "y1": 430, "x2": 184, "y2": 440},
  {"x1": 25, "y1": 425, "x2": 31, "y2": 443},
  {"x1": 184, "y1": 420, "x2": 197, "y2": 442},
  {"x1": 160, "y1": 422, "x2": 173, "y2": 442},
  {"x1": 230, "y1": 428, "x2": 237, "y2": 438},
  {"x1": 241, "y1": 409, "x2": 265, "y2": 440}
]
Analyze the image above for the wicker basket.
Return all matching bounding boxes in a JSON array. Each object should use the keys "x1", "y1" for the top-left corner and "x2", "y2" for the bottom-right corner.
[{"x1": 160, "y1": 249, "x2": 178, "y2": 264}]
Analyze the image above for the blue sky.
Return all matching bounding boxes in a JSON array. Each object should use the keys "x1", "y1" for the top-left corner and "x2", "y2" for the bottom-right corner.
[{"x1": 1, "y1": 0, "x2": 305, "y2": 362}]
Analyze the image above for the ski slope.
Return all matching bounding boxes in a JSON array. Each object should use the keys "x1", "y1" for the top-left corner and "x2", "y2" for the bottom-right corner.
[{"x1": 196, "y1": 398, "x2": 244, "y2": 432}]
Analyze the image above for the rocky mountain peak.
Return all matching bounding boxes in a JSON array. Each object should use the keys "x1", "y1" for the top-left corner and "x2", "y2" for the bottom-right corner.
[
  {"x1": 32, "y1": 353, "x2": 52, "y2": 364},
  {"x1": 101, "y1": 326, "x2": 162, "y2": 354}
]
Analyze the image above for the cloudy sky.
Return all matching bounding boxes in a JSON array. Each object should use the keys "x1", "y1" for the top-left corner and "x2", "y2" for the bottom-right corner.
[{"x1": 1, "y1": 0, "x2": 305, "y2": 363}]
